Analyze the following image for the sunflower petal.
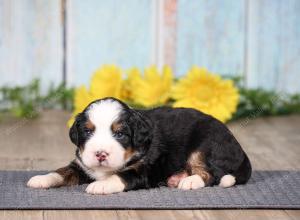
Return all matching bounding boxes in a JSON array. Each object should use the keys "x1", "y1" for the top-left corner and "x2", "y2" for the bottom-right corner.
[{"x1": 172, "y1": 67, "x2": 239, "y2": 122}]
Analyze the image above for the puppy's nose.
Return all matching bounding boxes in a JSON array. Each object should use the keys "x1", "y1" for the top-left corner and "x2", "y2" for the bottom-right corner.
[{"x1": 95, "y1": 151, "x2": 109, "y2": 162}]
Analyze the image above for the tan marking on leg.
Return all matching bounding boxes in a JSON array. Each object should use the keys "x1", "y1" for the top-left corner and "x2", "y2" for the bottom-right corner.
[{"x1": 187, "y1": 151, "x2": 211, "y2": 186}]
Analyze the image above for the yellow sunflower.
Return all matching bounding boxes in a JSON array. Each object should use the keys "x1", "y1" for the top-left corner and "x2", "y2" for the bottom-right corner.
[
  {"x1": 131, "y1": 65, "x2": 173, "y2": 107},
  {"x1": 122, "y1": 67, "x2": 142, "y2": 101},
  {"x1": 68, "y1": 64, "x2": 124, "y2": 127},
  {"x1": 67, "y1": 86, "x2": 94, "y2": 127},
  {"x1": 90, "y1": 64, "x2": 124, "y2": 99},
  {"x1": 172, "y1": 66, "x2": 239, "y2": 122}
]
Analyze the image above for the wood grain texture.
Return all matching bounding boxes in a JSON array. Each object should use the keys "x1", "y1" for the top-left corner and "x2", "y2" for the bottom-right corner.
[
  {"x1": 285, "y1": 210, "x2": 300, "y2": 220},
  {"x1": 44, "y1": 210, "x2": 118, "y2": 220},
  {"x1": 0, "y1": 110, "x2": 74, "y2": 170},
  {"x1": 0, "y1": 210, "x2": 296, "y2": 220},
  {"x1": 0, "y1": 0, "x2": 63, "y2": 89},
  {"x1": 0, "y1": 211, "x2": 43, "y2": 220},
  {"x1": 0, "y1": 110, "x2": 299, "y2": 219}
]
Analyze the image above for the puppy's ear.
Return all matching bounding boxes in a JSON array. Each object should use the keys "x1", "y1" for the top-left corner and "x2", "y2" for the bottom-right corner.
[
  {"x1": 69, "y1": 115, "x2": 79, "y2": 146},
  {"x1": 129, "y1": 110, "x2": 153, "y2": 149}
]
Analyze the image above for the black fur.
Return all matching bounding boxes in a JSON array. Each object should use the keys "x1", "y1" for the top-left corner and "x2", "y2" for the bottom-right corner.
[
  {"x1": 68, "y1": 97, "x2": 252, "y2": 191},
  {"x1": 69, "y1": 112, "x2": 94, "y2": 148}
]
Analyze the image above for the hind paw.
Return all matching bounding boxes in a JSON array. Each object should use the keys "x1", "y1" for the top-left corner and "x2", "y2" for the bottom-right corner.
[{"x1": 178, "y1": 175, "x2": 205, "y2": 190}]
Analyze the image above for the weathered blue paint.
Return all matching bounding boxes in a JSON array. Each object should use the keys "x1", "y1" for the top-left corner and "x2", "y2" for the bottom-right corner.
[
  {"x1": 176, "y1": 0, "x2": 245, "y2": 77},
  {"x1": 66, "y1": 0, "x2": 153, "y2": 87},
  {"x1": 246, "y1": 0, "x2": 300, "y2": 93},
  {"x1": 0, "y1": 0, "x2": 62, "y2": 89},
  {"x1": 0, "y1": 0, "x2": 300, "y2": 93}
]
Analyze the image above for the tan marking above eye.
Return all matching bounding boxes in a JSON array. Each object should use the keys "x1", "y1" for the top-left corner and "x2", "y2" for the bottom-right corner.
[
  {"x1": 85, "y1": 120, "x2": 95, "y2": 130},
  {"x1": 111, "y1": 121, "x2": 122, "y2": 132}
]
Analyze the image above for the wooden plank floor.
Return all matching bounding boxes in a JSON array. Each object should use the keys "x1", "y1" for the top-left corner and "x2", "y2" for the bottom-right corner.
[{"x1": 0, "y1": 110, "x2": 299, "y2": 220}]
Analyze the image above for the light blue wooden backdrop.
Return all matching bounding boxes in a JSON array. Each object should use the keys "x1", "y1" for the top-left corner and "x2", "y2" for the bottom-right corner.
[
  {"x1": 0, "y1": 0, "x2": 62, "y2": 88},
  {"x1": 0, "y1": 0, "x2": 299, "y2": 93},
  {"x1": 66, "y1": 0, "x2": 153, "y2": 86},
  {"x1": 176, "y1": 0, "x2": 245, "y2": 76}
]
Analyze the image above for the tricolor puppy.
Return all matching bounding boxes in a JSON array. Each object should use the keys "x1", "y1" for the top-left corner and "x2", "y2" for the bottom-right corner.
[{"x1": 27, "y1": 97, "x2": 252, "y2": 194}]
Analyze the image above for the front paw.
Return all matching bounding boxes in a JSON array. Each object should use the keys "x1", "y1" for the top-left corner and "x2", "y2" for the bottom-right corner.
[
  {"x1": 86, "y1": 175, "x2": 125, "y2": 195},
  {"x1": 27, "y1": 173, "x2": 63, "y2": 189}
]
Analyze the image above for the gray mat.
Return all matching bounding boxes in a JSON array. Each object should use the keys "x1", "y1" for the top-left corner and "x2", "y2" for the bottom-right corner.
[{"x1": 0, "y1": 171, "x2": 299, "y2": 209}]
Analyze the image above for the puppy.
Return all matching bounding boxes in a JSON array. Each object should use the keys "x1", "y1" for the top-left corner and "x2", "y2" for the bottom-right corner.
[{"x1": 27, "y1": 97, "x2": 252, "y2": 194}]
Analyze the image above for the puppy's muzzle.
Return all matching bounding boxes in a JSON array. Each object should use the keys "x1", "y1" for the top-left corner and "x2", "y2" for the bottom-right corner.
[{"x1": 95, "y1": 151, "x2": 109, "y2": 162}]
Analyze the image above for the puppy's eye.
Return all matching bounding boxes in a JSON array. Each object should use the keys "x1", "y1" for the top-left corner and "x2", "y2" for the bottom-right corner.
[
  {"x1": 114, "y1": 131, "x2": 124, "y2": 139},
  {"x1": 84, "y1": 128, "x2": 93, "y2": 135}
]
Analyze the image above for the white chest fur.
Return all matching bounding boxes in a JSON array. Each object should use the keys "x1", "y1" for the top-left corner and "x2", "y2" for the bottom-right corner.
[{"x1": 75, "y1": 158, "x2": 113, "y2": 180}]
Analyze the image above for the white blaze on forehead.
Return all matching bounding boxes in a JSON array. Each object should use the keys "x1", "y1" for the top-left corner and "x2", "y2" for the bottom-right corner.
[
  {"x1": 87, "y1": 99, "x2": 123, "y2": 127},
  {"x1": 81, "y1": 99, "x2": 126, "y2": 171}
]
